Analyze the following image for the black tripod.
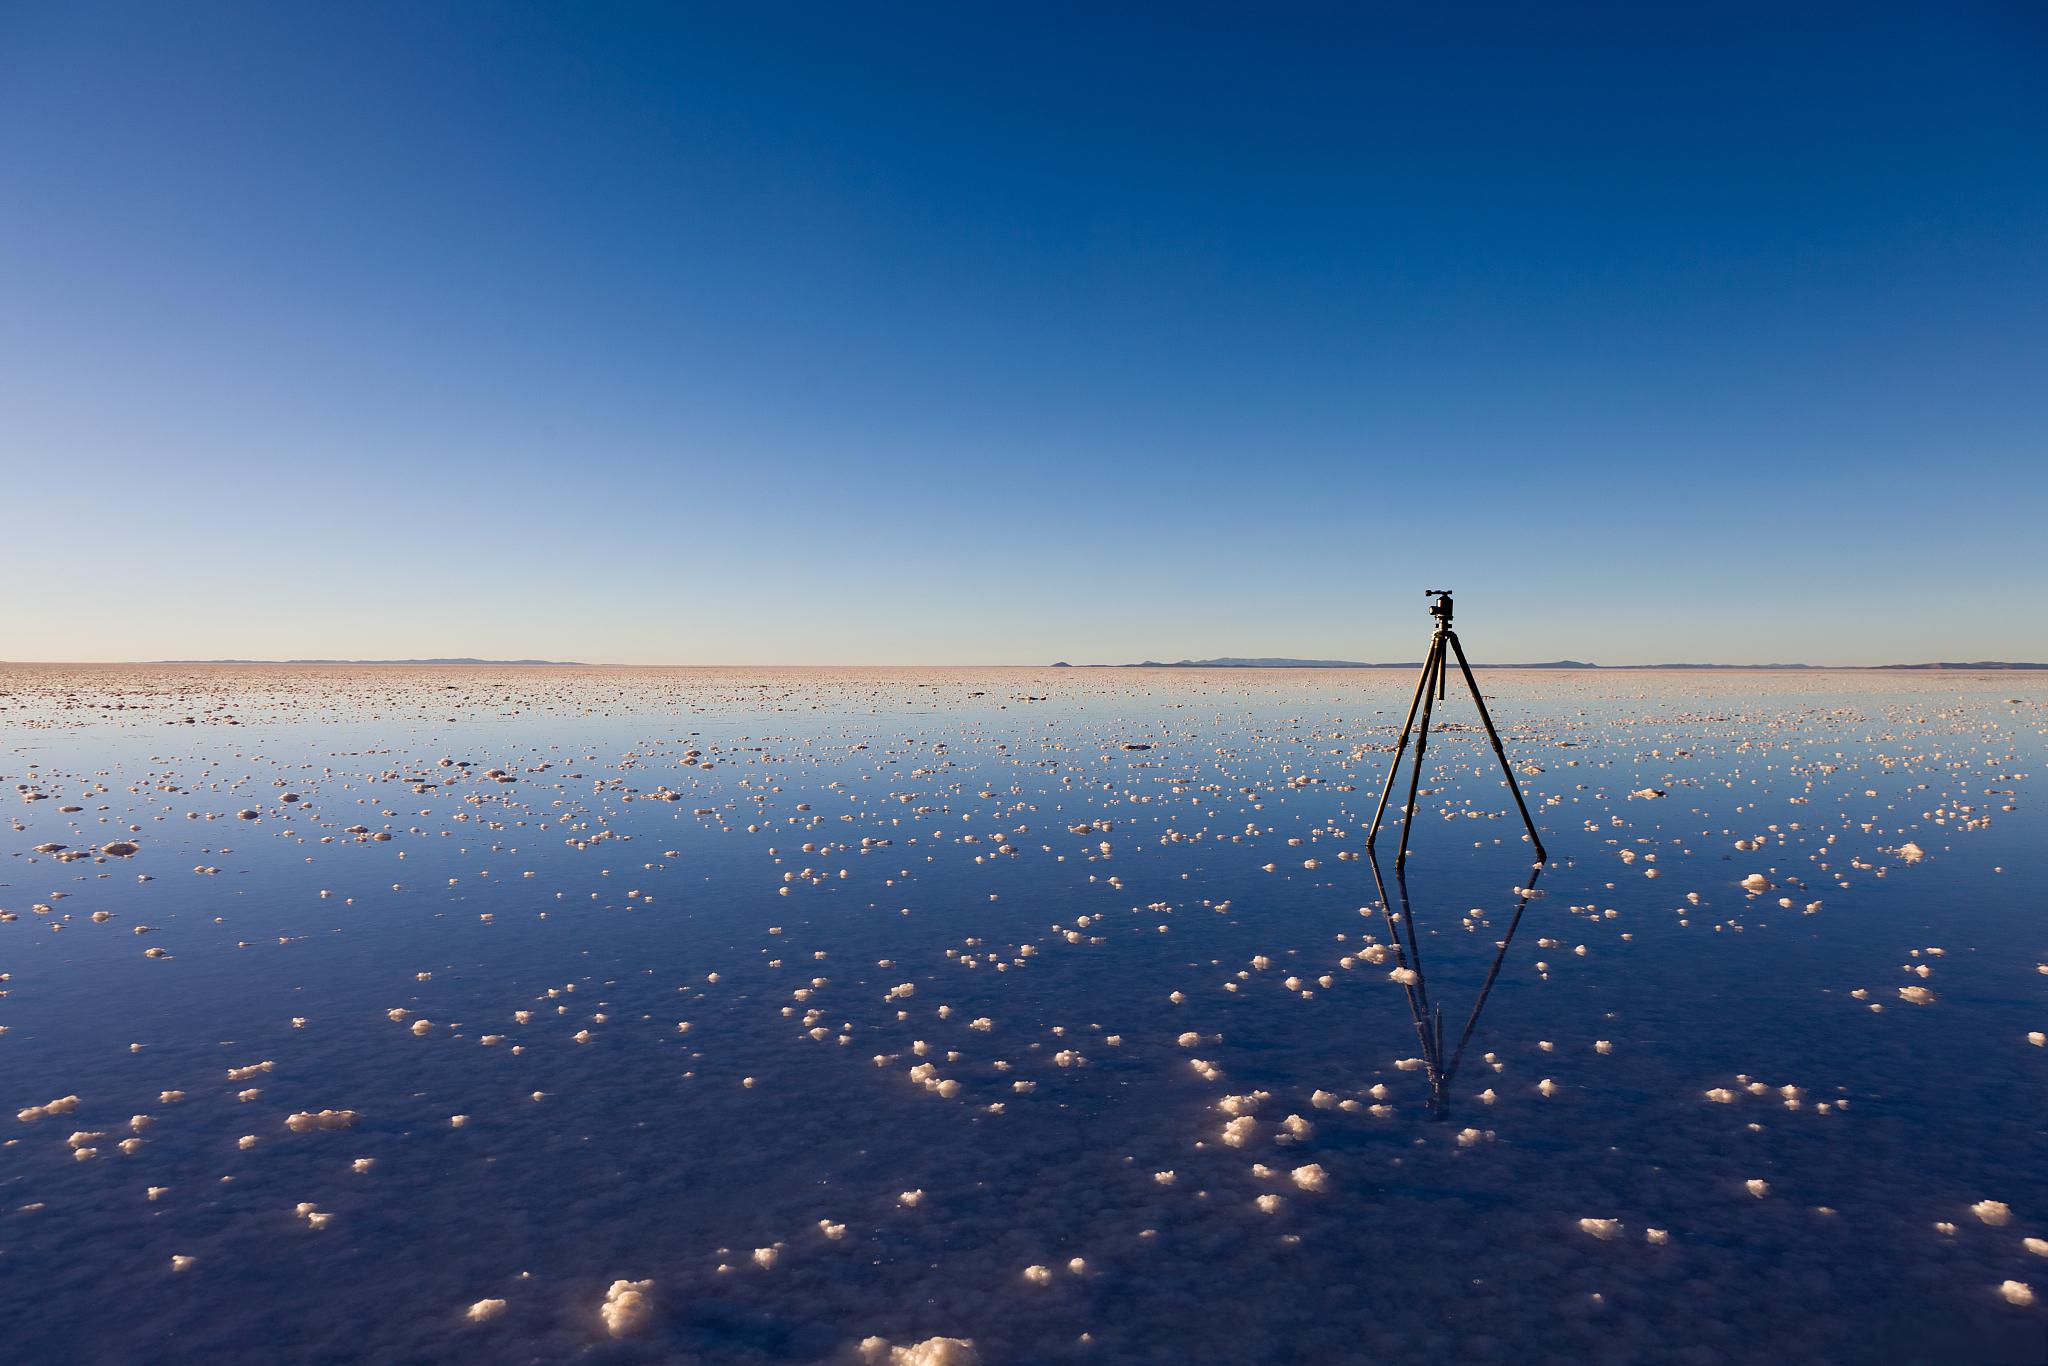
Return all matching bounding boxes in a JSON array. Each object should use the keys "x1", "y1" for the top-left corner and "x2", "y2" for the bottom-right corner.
[{"x1": 1364, "y1": 590, "x2": 1546, "y2": 868}]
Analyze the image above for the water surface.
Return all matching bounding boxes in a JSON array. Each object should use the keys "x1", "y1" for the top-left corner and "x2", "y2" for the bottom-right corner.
[{"x1": 3, "y1": 665, "x2": 2043, "y2": 1364}]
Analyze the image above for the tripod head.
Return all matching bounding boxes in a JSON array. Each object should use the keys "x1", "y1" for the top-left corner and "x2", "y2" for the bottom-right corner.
[{"x1": 1425, "y1": 589, "x2": 1454, "y2": 626}]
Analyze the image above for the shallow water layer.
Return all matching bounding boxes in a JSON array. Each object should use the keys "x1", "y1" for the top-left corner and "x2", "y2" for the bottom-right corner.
[{"x1": 2, "y1": 665, "x2": 2044, "y2": 1365}]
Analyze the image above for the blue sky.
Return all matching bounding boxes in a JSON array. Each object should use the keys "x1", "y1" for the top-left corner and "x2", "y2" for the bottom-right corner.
[{"x1": 3, "y1": 3, "x2": 2043, "y2": 664}]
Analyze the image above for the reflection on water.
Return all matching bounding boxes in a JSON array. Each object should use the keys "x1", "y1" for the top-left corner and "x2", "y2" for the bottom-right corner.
[
  {"x1": 1369, "y1": 852, "x2": 1542, "y2": 1122},
  {"x1": 0, "y1": 664, "x2": 2043, "y2": 1365}
]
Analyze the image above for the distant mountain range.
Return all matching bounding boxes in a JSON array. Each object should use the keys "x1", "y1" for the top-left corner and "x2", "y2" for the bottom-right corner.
[
  {"x1": 1053, "y1": 658, "x2": 2048, "y2": 671},
  {"x1": 154, "y1": 658, "x2": 590, "y2": 666}
]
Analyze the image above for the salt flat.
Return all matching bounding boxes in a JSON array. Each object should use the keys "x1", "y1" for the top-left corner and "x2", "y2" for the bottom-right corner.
[{"x1": 2, "y1": 665, "x2": 2043, "y2": 1364}]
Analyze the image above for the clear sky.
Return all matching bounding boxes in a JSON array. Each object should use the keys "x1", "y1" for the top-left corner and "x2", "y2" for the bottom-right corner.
[{"x1": 3, "y1": 3, "x2": 2044, "y2": 665}]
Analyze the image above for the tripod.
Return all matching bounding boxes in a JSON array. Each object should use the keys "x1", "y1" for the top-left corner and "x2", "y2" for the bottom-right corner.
[{"x1": 1364, "y1": 590, "x2": 1546, "y2": 868}]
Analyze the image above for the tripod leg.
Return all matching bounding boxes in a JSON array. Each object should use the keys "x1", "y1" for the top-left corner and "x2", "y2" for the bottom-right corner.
[
  {"x1": 1365, "y1": 633, "x2": 1437, "y2": 851},
  {"x1": 1394, "y1": 634, "x2": 1444, "y2": 870},
  {"x1": 1444, "y1": 630, "x2": 1547, "y2": 863}
]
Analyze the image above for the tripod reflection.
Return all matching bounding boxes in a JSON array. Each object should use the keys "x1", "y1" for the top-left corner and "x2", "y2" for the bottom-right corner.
[{"x1": 1367, "y1": 848, "x2": 1544, "y2": 1120}]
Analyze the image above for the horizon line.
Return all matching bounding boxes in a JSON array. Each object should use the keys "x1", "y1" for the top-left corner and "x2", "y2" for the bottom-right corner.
[{"x1": 2, "y1": 658, "x2": 2045, "y2": 672}]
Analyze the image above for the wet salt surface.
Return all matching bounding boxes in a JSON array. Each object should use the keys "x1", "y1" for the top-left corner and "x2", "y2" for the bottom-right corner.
[{"x1": 2, "y1": 664, "x2": 2044, "y2": 1365}]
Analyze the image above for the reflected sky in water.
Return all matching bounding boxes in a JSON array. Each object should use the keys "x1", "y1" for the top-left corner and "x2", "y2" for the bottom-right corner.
[{"x1": 2, "y1": 666, "x2": 2043, "y2": 1364}]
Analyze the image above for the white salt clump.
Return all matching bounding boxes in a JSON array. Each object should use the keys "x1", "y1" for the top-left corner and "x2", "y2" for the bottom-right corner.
[
  {"x1": 898, "y1": 1190, "x2": 923, "y2": 1207},
  {"x1": 752, "y1": 1246, "x2": 780, "y2": 1269},
  {"x1": 466, "y1": 1298, "x2": 507, "y2": 1323},
  {"x1": 1255, "y1": 1193, "x2": 1284, "y2": 1214},
  {"x1": 2030, "y1": 1032, "x2": 2045, "y2": 1047},
  {"x1": 17, "y1": 1095, "x2": 81, "y2": 1123},
  {"x1": 1973, "y1": 1200, "x2": 2013, "y2": 1226},
  {"x1": 1292, "y1": 1163, "x2": 1329, "y2": 1193},
  {"x1": 1579, "y1": 1218, "x2": 1622, "y2": 1240},
  {"x1": 1310, "y1": 1089, "x2": 1338, "y2": 1110},
  {"x1": 2024, "y1": 1237, "x2": 2048, "y2": 1256},
  {"x1": 1740, "y1": 874, "x2": 1772, "y2": 893},
  {"x1": 819, "y1": 1220, "x2": 847, "y2": 1240},
  {"x1": 1646, "y1": 1228, "x2": 1671, "y2": 1245},
  {"x1": 859, "y1": 1336, "x2": 980, "y2": 1365},
  {"x1": 285, "y1": 1109, "x2": 358, "y2": 1133},
  {"x1": 1023, "y1": 1264, "x2": 1053, "y2": 1285},
  {"x1": 352, "y1": 1158, "x2": 375, "y2": 1174},
  {"x1": 170, "y1": 1255, "x2": 197, "y2": 1272},
  {"x1": 1221, "y1": 1116, "x2": 1258, "y2": 1147},
  {"x1": 1537, "y1": 1079, "x2": 1559, "y2": 1098},
  {"x1": 1154, "y1": 1171, "x2": 1176, "y2": 1185},
  {"x1": 1898, "y1": 842, "x2": 1925, "y2": 863},
  {"x1": 1388, "y1": 967, "x2": 1419, "y2": 986},
  {"x1": 1898, "y1": 985, "x2": 1937, "y2": 1005},
  {"x1": 1704, "y1": 1088, "x2": 1737, "y2": 1103},
  {"x1": 1746, "y1": 1179, "x2": 1769, "y2": 1198},
  {"x1": 599, "y1": 1279, "x2": 654, "y2": 1337},
  {"x1": 1999, "y1": 1281, "x2": 2035, "y2": 1307}
]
